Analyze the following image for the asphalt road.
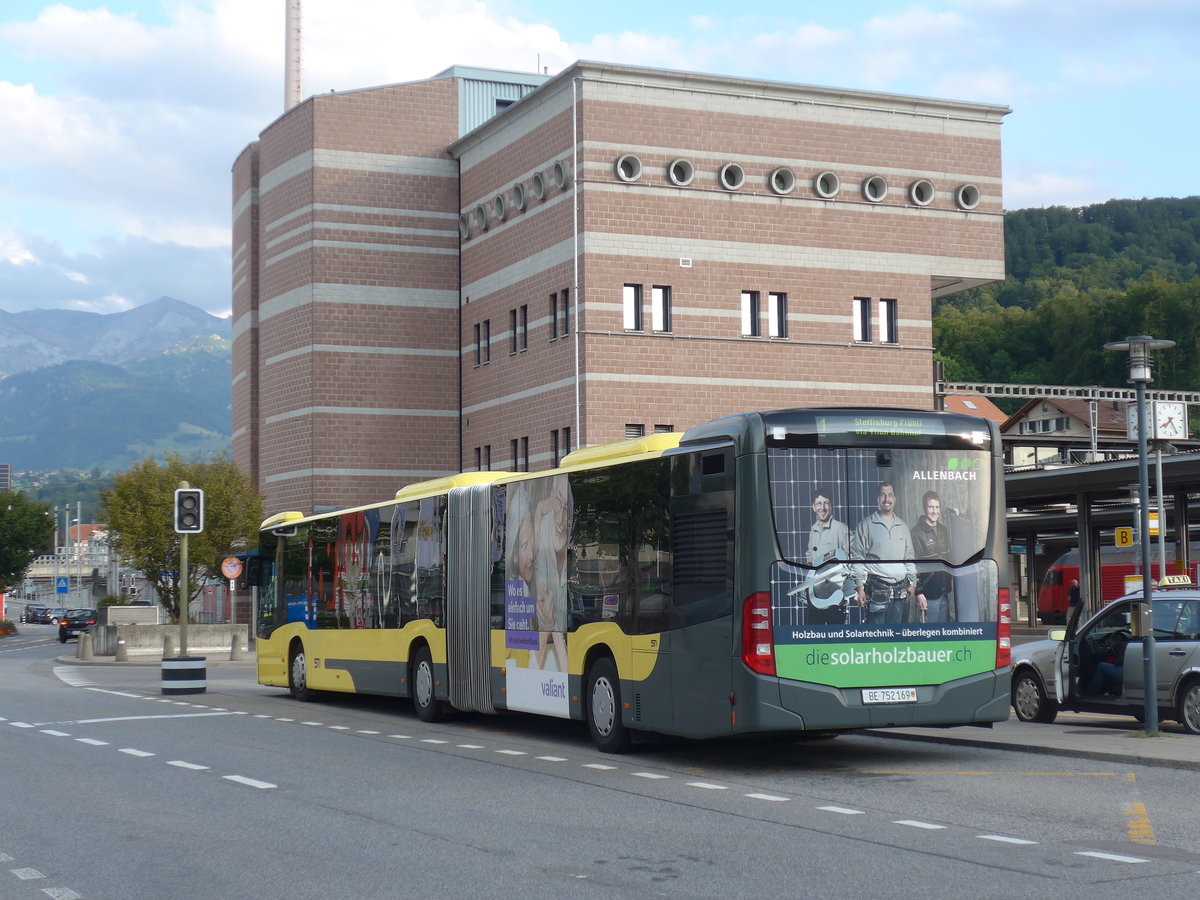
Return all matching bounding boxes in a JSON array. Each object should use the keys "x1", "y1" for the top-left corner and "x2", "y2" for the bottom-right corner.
[{"x1": 3, "y1": 625, "x2": 1198, "y2": 899}]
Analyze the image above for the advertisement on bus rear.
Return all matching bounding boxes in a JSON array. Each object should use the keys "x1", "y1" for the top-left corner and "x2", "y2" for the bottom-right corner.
[{"x1": 766, "y1": 443, "x2": 999, "y2": 687}]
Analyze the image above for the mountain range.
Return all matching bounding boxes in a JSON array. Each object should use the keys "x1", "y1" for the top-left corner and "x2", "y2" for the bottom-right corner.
[{"x1": 0, "y1": 297, "x2": 232, "y2": 473}]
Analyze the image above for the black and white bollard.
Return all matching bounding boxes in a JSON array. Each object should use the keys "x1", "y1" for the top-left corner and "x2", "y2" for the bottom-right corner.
[{"x1": 162, "y1": 656, "x2": 207, "y2": 695}]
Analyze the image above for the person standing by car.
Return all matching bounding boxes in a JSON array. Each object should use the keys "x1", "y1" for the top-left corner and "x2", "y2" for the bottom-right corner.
[{"x1": 1067, "y1": 579, "x2": 1081, "y2": 609}]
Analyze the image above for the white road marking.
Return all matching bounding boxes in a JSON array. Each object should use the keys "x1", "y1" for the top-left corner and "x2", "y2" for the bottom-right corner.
[
  {"x1": 118, "y1": 748, "x2": 155, "y2": 758},
  {"x1": 536, "y1": 755, "x2": 566, "y2": 761},
  {"x1": 457, "y1": 744, "x2": 484, "y2": 749},
  {"x1": 87, "y1": 689, "x2": 142, "y2": 698},
  {"x1": 43, "y1": 887, "x2": 83, "y2": 899},
  {"x1": 223, "y1": 775, "x2": 276, "y2": 790},
  {"x1": 76, "y1": 738, "x2": 109, "y2": 746},
  {"x1": 39, "y1": 729, "x2": 70, "y2": 737},
  {"x1": 746, "y1": 793, "x2": 789, "y2": 802},
  {"x1": 300, "y1": 721, "x2": 323, "y2": 726},
  {"x1": 818, "y1": 805, "x2": 865, "y2": 815},
  {"x1": 583, "y1": 763, "x2": 616, "y2": 770},
  {"x1": 356, "y1": 729, "x2": 380, "y2": 734},
  {"x1": 687, "y1": 782, "x2": 728, "y2": 790},
  {"x1": 496, "y1": 749, "x2": 525, "y2": 755},
  {"x1": 1075, "y1": 850, "x2": 1148, "y2": 863},
  {"x1": 389, "y1": 734, "x2": 412, "y2": 740},
  {"x1": 11, "y1": 868, "x2": 43, "y2": 880},
  {"x1": 894, "y1": 820, "x2": 946, "y2": 830},
  {"x1": 73, "y1": 712, "x2": 235, "y2": 724},
  {"x1": 978, "y1": 835, "x2": 1038, "y2": 845},
  {"x1": 9, "y1": 722, "x2": 34, "y2": 728},
  {"x1": 633, "y1": 772, "x2": 669, "y2": 780},
  {"x1": 328, "y1": 725, "x2": 350, "y2": 730},
  {"x1": 420, "y1": 738, "x2": 448, "y2": 744},
  {"x1": 167, "y1": 760, "x2": 210, "y2": 770}
]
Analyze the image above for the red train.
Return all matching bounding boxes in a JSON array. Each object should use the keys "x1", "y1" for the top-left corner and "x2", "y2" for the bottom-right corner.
[{"x1": 1037, "y1": 545, "x2": 1199, "y2": 623}]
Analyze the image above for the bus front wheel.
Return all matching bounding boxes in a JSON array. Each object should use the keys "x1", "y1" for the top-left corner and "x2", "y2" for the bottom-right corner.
[
  {"x1": 412, "y1": 646, "x2": 446, "y2": 722},
  {"x1": 587, "y1": 657, "x2": 631, "y2": 753},
  {"x1": 289, "y1": 644, "x2": 312, "y2": 702}
]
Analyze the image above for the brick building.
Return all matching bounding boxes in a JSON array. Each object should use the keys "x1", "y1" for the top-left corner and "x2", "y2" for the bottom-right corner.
[{"x1": 233, "y1": 61, "x2": 1009, "y2": 517}]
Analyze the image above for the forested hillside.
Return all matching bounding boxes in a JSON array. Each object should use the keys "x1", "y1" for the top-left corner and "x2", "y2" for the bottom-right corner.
[{"x1": 935, "y1": 197, "x2": 1200, "y2": 390}]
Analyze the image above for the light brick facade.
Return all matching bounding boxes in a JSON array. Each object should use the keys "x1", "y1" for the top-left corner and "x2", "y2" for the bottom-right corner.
[{"x1": 233, "y1": 63, "x2": 1008, "y2": 517}]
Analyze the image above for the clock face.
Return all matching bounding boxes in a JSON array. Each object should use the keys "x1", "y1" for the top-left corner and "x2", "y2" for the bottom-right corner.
[{"x1": 1154, "y1": 401, "x2": 1187, "y2": 440}]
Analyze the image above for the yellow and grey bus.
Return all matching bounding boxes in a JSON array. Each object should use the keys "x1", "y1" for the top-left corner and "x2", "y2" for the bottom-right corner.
[{"x1": 255, "y1": 408, "x2": 1012, "y2": 752}]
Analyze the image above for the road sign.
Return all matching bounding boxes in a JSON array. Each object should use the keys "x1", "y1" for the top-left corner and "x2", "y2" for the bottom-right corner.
[
  {"x1": 1115, "y1": 527, "x2": 1134, "y2": 548},
  {"x1": 56, "y1": 577, "x2": 69, "y2": 594},
  {"x1": 221, "y1": 557, "x2": 243, "y2": 580}
]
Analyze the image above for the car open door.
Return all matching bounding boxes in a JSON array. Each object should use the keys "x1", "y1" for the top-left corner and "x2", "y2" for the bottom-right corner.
[{"x1": 1055, "y1": 600, "x2": 1086, "y2": 703}]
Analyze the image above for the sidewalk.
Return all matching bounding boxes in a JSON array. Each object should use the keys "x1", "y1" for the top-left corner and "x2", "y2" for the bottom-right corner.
[
  {"x1": 57, "y1": 650, "x2": 256, "y2": 667},
  {"x1": 879, "y1": 714, "x2": 1200, "y2": 772}
]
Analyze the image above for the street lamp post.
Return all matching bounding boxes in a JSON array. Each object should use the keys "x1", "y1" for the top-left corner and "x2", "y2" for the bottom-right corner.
[{"x1": 1104, "y1": 335, "x2": 1175, "y2": 738}]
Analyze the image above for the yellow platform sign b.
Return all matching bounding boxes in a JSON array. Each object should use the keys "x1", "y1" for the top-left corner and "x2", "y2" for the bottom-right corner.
[{"x1": 1115, "y1": 527, "x2": 1134, "y2": 548}]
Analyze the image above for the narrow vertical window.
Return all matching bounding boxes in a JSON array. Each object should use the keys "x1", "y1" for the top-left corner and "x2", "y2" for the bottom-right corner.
[
  {"x1": 473, "y1": 323, "x2": 481, "y2": 365},
  {"x1": 853, "y1": 297, "x2": 871, "y2": 342},
  {"x1": 880, "y1": 298, "x2": 898, "y2": 344},
  {"x1": 741, "y1": 291, "x2": 760, "y2": 337},
  {"x1": 510, "y1": 438, "x2": 518, "y2": 471},
  {"x1": 509, "y1": 309, "x2": 518, "y2": 353},
  {"x1": 521, "y1": 436, "x2": 530, "y2": 472},
  {"x1": 549, "y1": 293, "x2": 559, "y2": 340},
  {"x1": 623, "y1": 284, "x2": 643, "y2": 331},
  {"x1": 483, "y1": 319, "x2": 491, "y2": 363},
  {"x1": 768, "y1": 292, "x2": 787, "y2": 338},
  {"x1": 474, "y1": 447, "x2": 481, "y2": 471},
  {"x1": 560, "y1": 288, "x2": 570, "y2": 336},
  {"x1": 551, "y1": 429, "x2": 561, "y2": 466},
  {"x1": 651, "y1": 285, "x2": 671, "y2": 333},
  {"x1": 519, "y1": 304, "x2": 528, "y2": 350},
  {"x1": 484, "y1": 445, "x2": 492, "y2": 471},
  {"x1": 563, "y1": 426, "x2": 571, "y2": 456}
]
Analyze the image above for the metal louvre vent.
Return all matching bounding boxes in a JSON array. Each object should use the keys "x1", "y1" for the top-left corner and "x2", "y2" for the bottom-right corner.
[
  {"x1": 446, "y1": 484, "x2": 496, "y2": 714},
  {"x1": 672, "y1": 508, "x2": 729, "y2": 584}
]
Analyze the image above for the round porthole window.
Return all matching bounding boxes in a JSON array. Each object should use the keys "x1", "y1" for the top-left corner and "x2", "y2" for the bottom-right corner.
[
  {"x1": 492, "y1": 194, "x2": 507, "y2": 222},
  {"x1": 474, "y1": 205, "x2": 489, "y2": 231},
  {"x1": 614, "y1": 154, "x2": 643, "y2": 183},
  {"x1": 909, "y1": 179, "x2": 935, "y2": 207},
  {"x1": 668, "y1": 158, "x2": 695, "y2": 187},
  {"x1": 956, "y1": 183, "x2": 981, "y2": 210},
  {"x1": 458, "y1": 214, "x2": 472, "y2": 240},
  {"x1": 511, "y1": 182, "x2": 526, "y2": 212},
  {"x1": 862, "y1": 175, "x2": 888, "y2": 203},
  {"x1": 553, "y1": 160, "x2": 571, "y2": 189},
  {"x1": 814, "y1": 170, "x2": 840, "y2": 199},
  {"x1": 531, "y1": 172, "x2": 546, "y2": 201},
  {"x1": 719, "y1": 163, "x2": 745, "y2": 191},
  {"x1": 769, "y1": 167, "x2": 796, "y2": 195}
]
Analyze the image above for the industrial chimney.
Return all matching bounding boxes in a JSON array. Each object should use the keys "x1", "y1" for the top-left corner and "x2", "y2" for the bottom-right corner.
[{"x1": 285, "y1": 0, "x2": 302, "y2": 111}]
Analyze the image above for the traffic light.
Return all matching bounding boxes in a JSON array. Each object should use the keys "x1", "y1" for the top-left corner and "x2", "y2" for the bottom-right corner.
[{"x1": 174, "y1": 488, "x2": 205, "y2": 533}]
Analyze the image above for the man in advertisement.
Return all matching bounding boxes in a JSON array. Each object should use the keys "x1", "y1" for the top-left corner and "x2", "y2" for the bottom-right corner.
[
  {"x1": 911, "y1": 490, "x2": 954, "y2": 622},
  {"x1": 805, "y1": 486, "x2": 850, "y2": 625},
  {"x1": 851, "y1": 481, "x2": 918, "y2": 625}
]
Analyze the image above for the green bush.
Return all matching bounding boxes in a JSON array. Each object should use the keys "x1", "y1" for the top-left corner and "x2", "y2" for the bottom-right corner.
[{"x1": 0, "y1": 620, "x2": 17, "y2": 637}]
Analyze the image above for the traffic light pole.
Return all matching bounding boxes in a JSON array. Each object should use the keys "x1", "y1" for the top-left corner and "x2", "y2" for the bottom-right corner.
[{"x1": 177, "y1": 479, "x2": 191, "y2": 657}]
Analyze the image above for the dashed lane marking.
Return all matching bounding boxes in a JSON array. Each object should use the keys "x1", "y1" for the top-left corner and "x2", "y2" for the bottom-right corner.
[
  {"x1": 118, "y1": 748, "x2": 155, "y2": 758},
  {"x1": 818, "y1": 805, "x2": 865, "y2": 815},
  {"x1": 978, "y1": 835, "x2": 1038, "y2": 845},
  {"x1": 167, "y1": 760, "x2": 210, "y2": 770},
  {"x1": 223, "y1": 775, "x2": 277, "y2": 790},
  {"x1": 895, "y1": 820, "x2": 947, "y2": 830},
  {"x1": 1075, "y1": 850, "x2": 1149, "y2": 863},
  {"x1": 746, "y1": 792, "x2": 789, "y2": 802}
]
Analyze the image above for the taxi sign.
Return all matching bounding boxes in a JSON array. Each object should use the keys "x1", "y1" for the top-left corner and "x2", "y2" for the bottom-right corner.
[{"x1": 1158, "y1": 574, "x2": 1193, "y2": 587}]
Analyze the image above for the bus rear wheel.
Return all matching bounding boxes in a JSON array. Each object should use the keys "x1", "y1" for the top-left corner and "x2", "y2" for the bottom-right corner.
[
  {"x1": 587, "y1": 657, "x2": 631, "y2": 753},
  {"x1": 289, "y1": 644, "x2": 312, "y2": 702},
  {"x1": 412, "y1": 646, "x2": 446, "y2": 722}
]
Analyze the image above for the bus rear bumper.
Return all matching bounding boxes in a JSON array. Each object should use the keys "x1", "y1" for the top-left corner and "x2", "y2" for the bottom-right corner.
[{"x1": 734, "y1": 669, "x2": 1010, "y2": 734}]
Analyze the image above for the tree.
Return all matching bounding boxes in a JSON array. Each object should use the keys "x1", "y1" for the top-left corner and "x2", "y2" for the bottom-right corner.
[
  {"x1": 0, "y1": 491, "x2": 56, "y2": 592},
  {"x1": 100, "y1": 454, "x2": 263, "y2": 623}
]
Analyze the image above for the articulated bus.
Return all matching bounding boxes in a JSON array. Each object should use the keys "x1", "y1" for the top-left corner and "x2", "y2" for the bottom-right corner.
[{"x1": 255, "y1": 408, "x2": 1011, "y2": 751}]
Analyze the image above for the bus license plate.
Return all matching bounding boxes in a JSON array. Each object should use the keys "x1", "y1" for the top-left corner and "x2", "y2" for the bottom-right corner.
[{"x1": 862, "y1": 688, "x2": 918, "y2": 704}]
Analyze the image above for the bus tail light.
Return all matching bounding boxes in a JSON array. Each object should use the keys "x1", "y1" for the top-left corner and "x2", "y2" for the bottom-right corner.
[
  {"x1": 996, "y1": 587, "x2": 1011, "y2": 668},
  {"x1": 741, "y1": 592, "x2": 775, "y2": 676}
]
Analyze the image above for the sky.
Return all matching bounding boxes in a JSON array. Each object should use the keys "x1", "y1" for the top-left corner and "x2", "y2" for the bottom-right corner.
[{"x1": 1, "y1": 0, "x2": 1197, "y2": 318}]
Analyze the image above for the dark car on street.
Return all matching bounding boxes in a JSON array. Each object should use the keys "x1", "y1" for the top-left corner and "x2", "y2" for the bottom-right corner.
[
  {"x1": 22, "y1": 605, "x2": 48, "y2": 624},
  {"x1": 58, "y1": 608, "x2": 97, "y2": 642}
]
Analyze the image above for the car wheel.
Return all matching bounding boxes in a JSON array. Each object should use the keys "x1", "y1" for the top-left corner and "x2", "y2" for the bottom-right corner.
[
  {"x1": 1012, "y1": 668, "x2": 1057, "y2": 724},
  {"x1": 1176, "y1": 679, "x2": 1200, "y2": 735},
  {"x1": 587, "y1": 656, "x2": 632, "y2": 753},
  {"x1": 412, "y1": 646, "x2": 445, "y2": 722},
  {"x1": 288, "y1": 644, "x2": 311, "y2": 702}
]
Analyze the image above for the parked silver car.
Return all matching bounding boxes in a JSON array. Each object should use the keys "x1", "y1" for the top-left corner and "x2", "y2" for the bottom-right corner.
[{"x1": 1011, "y1": 575, "x2": 1200, "y2": 733}]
